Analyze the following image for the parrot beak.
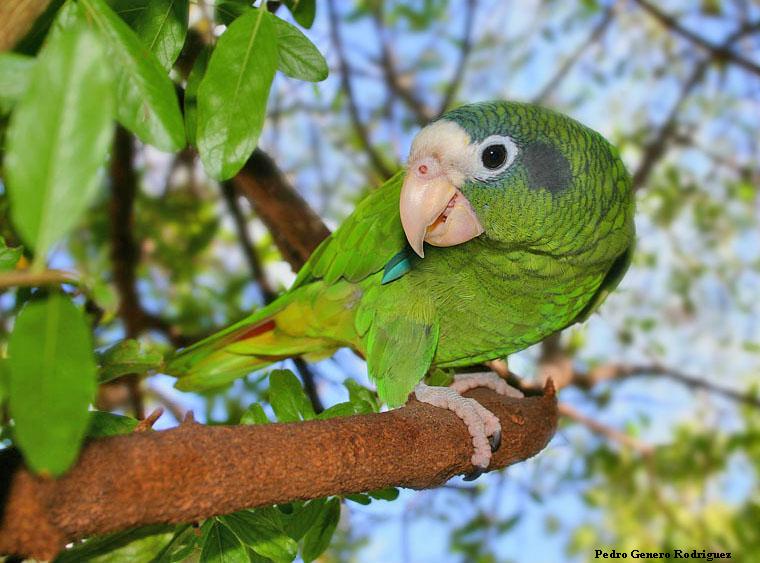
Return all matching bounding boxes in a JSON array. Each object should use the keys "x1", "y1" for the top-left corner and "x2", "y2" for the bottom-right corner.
[{"x1": 400, "y1": 156, "x2": 484, "y2": 257}]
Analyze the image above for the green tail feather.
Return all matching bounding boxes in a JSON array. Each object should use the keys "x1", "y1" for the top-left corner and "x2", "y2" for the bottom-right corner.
[{"x1": 166, "y1": 299, "x2": 289, "y2": 391}]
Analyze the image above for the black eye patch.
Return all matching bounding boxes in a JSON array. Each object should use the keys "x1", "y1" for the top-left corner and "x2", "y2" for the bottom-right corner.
[{"x1": 522, "y1": 142, "x2": 571, "y2": 194}]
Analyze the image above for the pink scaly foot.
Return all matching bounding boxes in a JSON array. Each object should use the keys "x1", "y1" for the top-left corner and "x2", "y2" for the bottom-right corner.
[{"x1": 414, "y1": 373, "x2": 524, "y2": 479}]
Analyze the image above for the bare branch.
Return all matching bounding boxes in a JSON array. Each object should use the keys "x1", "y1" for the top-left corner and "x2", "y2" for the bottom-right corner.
[
  {"x1": 633, "y1": 0, "x2": 760, "y2": 77},
  {"x1": 438, "y1": 0, "x2": 477, "y2": 116},
  {"x1": 0, "y1": 269, "x2": 79, "y2": 290},
  {"x1": 0, "y1": 0, "x2": 51, "y2": 51},
  {"x1": 326, "y1": 0, "x2": 394, "y2": 179},
  {"x1": 576, "y1": 363, "x2": 760, "y2": 410},
  {"x1": 232, "y1": 149, "x2": 330, "y2": 271},
  {"x1": 372, "y1": 7, "x2": 434, "y2": 125},
  {"x1": 0, "y1": 386, "x2": 557, "y2": 560},
  {"x1": 558, "y1": 402, "x2": 654, "y2": 456},
  {"x1": 532, "y1": 6, "x2": 615, "y2": 105},
  {"x1": 220, "y1": 181, "x2": 277, "y2": 303}
]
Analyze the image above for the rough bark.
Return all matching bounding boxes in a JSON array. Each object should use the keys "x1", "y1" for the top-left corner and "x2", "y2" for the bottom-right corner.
[
  {"x1": 0, "y1": 385, "x2": 557, "y2": 560},
  {"x1": 0, "y1": 0, "x2": 51, "y2": 52},
  {"x1": 232, "y1": 149, "x2": 331, "y2": 271}
]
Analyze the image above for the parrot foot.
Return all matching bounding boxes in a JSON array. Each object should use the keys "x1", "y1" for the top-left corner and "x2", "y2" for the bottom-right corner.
[
  {"x1": 450, "y1": 372, "x2": 524, "y2": 399},
  {"x1": 414, "y1": 382, "x2": 501, "y2": 473}
]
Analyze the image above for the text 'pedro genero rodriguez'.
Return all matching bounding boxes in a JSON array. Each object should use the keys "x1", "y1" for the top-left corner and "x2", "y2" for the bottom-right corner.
[{"x1": 594, "y1": 549, "x2": 733, "y2": 560}]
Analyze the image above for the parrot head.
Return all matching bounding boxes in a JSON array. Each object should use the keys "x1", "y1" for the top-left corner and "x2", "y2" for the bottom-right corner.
[{"x1": 400, "y1": 101, "x2": 632, "y2": 257}]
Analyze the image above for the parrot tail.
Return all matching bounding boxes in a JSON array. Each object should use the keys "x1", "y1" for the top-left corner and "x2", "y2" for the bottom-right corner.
[{"x1": 166, "y1": 294, "x2": 333, "y2": 391}]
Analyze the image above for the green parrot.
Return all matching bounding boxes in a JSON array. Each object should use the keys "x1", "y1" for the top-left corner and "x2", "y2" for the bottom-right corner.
[{"x1": 168, "y1": 101, "x2": 635, "y2": 471}]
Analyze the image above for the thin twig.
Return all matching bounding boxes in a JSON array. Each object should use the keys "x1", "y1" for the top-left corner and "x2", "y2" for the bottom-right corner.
[
  {"x1": 558, "y1": 402, "x2": 654, "y2": 456},
  {"x1": 371, "y1": 5, "x2": 433, "y2": 124},
  {"x1": 532, "y1": 5, "x2": 614, "y2": 104},
  {"x1": 438, "y1": 0, "x2": 477, "y2": 116},
  {"x1": 326, "y1": 0, "x2": 394, "y2": 179},
  {"x1": 633, "y1": 0, "x2": 760, "y2": 77},
  {"x1": 220, "y1": 181, "x2": 276, "y2": 303},
  {"x1": 0, "y1": 269, "x2": 79, "y2": 290}
]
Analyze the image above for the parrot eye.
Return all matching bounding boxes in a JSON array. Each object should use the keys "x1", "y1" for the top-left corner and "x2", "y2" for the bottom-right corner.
[
  {"x1": 472, "y1": 135, "x2": 518, "y2": 179},
  {"x1": 481, "y1": 144, "x2": 507, "y2": 169}
]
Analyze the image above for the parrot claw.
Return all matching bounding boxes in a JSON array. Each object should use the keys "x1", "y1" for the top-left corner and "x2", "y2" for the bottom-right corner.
[
  {"x1": 489, "y1": 429, "x2": 502, "y2": 452},
  {"x1": 463, "y1": 466, "x2": 487, "y2": 481},
  {"x1": 414, "y1": 382, "x2": 502, "y2": 475}
]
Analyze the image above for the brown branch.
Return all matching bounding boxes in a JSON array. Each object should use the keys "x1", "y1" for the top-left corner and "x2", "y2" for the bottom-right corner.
[
  {"x1": 0, "y1": 0, "x2": 51, "y2": 51},
  {"x1": 532, "y1": 5, "x2": 614, "y2": 105},
  {"x1": 0, "y1": 269, "x2": 79, "y2": 290},
  {"x1": 232, "y1": 149, "x2": 331, "y2": 271},
  {"x1": 630, "y1": 19, "x2": 759, "y2": 191},
  {"x1": 220, "y1": 181, "x2": 277, "y2": 302},
  {"x1": 326, "y1": 0, "x2": 394, "y2": 179},
  {"x1": 371, "y1": 7, "x2": 433, "y2": 124},
  {"x1": 631, "y1": 58, "x2": 709, "y2": 191},
  {"x1": 575, "y1": 363, "x2": 760, "y2": 410},
  {"x1": 109, "y1": 125, "x2": 146, "y2": 419},
  {"x1": 437, "y1": 0, "x2": 477, "y2": 116},
  {"x1": 633, "y1": 0, "x2": 760, "y2": 77},
  {"x1": 0, "y1": 385, "x2": 557, "y2": 560},
  {"x1": 558, "y1": 402, "x2": 654, "y2": 456}
]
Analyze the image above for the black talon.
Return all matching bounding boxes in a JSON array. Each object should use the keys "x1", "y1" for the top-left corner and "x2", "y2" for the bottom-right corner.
[
  {"x1": 489, "y1": 430, "x2": 502, "y2": 452},
  {"x1": 463, "y1": 465, "x2": 487, "y2": 481}
]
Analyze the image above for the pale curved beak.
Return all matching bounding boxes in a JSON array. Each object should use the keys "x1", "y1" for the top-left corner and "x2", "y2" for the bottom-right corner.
[{"x1": 400, "y1": 156, "x2": 484, "y2": 257}]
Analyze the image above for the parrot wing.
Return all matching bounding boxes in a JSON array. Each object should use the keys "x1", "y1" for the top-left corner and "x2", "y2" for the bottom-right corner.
[
  {"x1": 356, "y1": 286, "x2": 439, "y2": 407},
  {"x1": 292, "y1": 171, "x2": 407, "y2": 288},
  {"x1": 571, "y1": 242, "x2": 634, "y2": 324}
]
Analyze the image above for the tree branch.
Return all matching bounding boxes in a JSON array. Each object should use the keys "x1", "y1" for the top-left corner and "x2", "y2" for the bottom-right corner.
[
  {"x1": 220, "y1": 180, "x2": 277, "y2": 302},
  {"x1": 558, "y1": 402, "x2": 654, "y2": 456},
  {"x1": 0, "y1": 0, "x2": 51, "y2": 51},
  {"x1": 231, "y1": 149, "x2": 330, "y2": 271},
  {"x1": 532, "y1": 5, "x2": 614, "y2": 105},
  {"x1": 633, "y1": 0, "x2": 760, "y2": 77},
  {"x1": 437, "y1": 0, "x2": 477, "y2": 116},
  {"x1": 326, "y1": 0, "x2": 394, "y2": 179},
  {"x1": 0, "y1": 385, "x2": 557, "y2": 560}
]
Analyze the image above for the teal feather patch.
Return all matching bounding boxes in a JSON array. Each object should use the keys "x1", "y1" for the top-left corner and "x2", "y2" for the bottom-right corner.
[{"x1": 381, "y1": 248, "x2": 413, "y2": 285}]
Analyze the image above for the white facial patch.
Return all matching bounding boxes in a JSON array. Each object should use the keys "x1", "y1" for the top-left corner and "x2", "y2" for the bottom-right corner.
[
  {"x1": 408, "y1": 121, "x2": 519, "y2": 187},
  {"x1": 408, "y1": 120, "x2": 477, "y2": 188}
]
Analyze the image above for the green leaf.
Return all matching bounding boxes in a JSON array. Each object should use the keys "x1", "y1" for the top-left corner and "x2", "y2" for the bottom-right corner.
[
  {"x1": 221, "y1": 508, "x2": 297, "y2": 562},
  {"x1": 0, "y1": 236, "x2": 23, "y2": 272},
  {"x1": 301, "y1": 497, "x2": 340, "y2": 562},
  {"x1": 269, "y1": 369, "x2": 316, "y2": 422},
  {"x1": 345, "y1": 379, "x2": 379, "y2": 413},
  {"x1": 149, "y1": 525, "x2": 197, "y2": 563},
  {"x1": 283, "y1": 0, "x2": 315, "y2": 28},
  {"x1": 0, "y1": 358, "x2": 8, "y2": 407},
  {"x1": 88, "y1": 411, "x2": 139, "y2": 437},
  {"x1": 368, "y1": 487, "x2": 400, "y2": 501},
  {"x1": 283, "y1": 498, "x2": 326, "y2": 541},
  {"x1": 4, "y1": 22, "x2": 113, "y2": 265},
  {"x1": 184, "y1": 46, "x2": 211, "y2": 146},
  {"x1": 272, "y1": 16, "x2": 327, "y2": 82},
  {"x1": 240, "y1": 402, "x2": 269, "y2": 425},
  {"x1": 316, "y1": 401, "x2": 360, "y2": 420},
  {"x1": 80, "y1": 0, "x2": 185, "y2": 151},
  {"x1": 215, "y1": 0, "x2": 250, "y2": 26},
  {"x1": 108, "y1": 0, "x2": 189, "y2": 70},
  {"x1": 97, "y1": 339, "x2": 164, "y2": 383},
  {"x1": 345, "y1": 493, "x2": 371, "y2": 505},
  {"x1": 196, "y1": 8, "x2": 277, "y2": 180},
  {"x1": 0, "y1": 53, "x2": 34, "y2": 113},
  {"x1": 201, "y1": 520, "x2": 249, "y2": 563},
  {"x1": 8, "y1": 294, "x2": 98, "y2": 476},
  {"x1": 55, "y1": 525, "x2": 175, "y2": 563}
]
